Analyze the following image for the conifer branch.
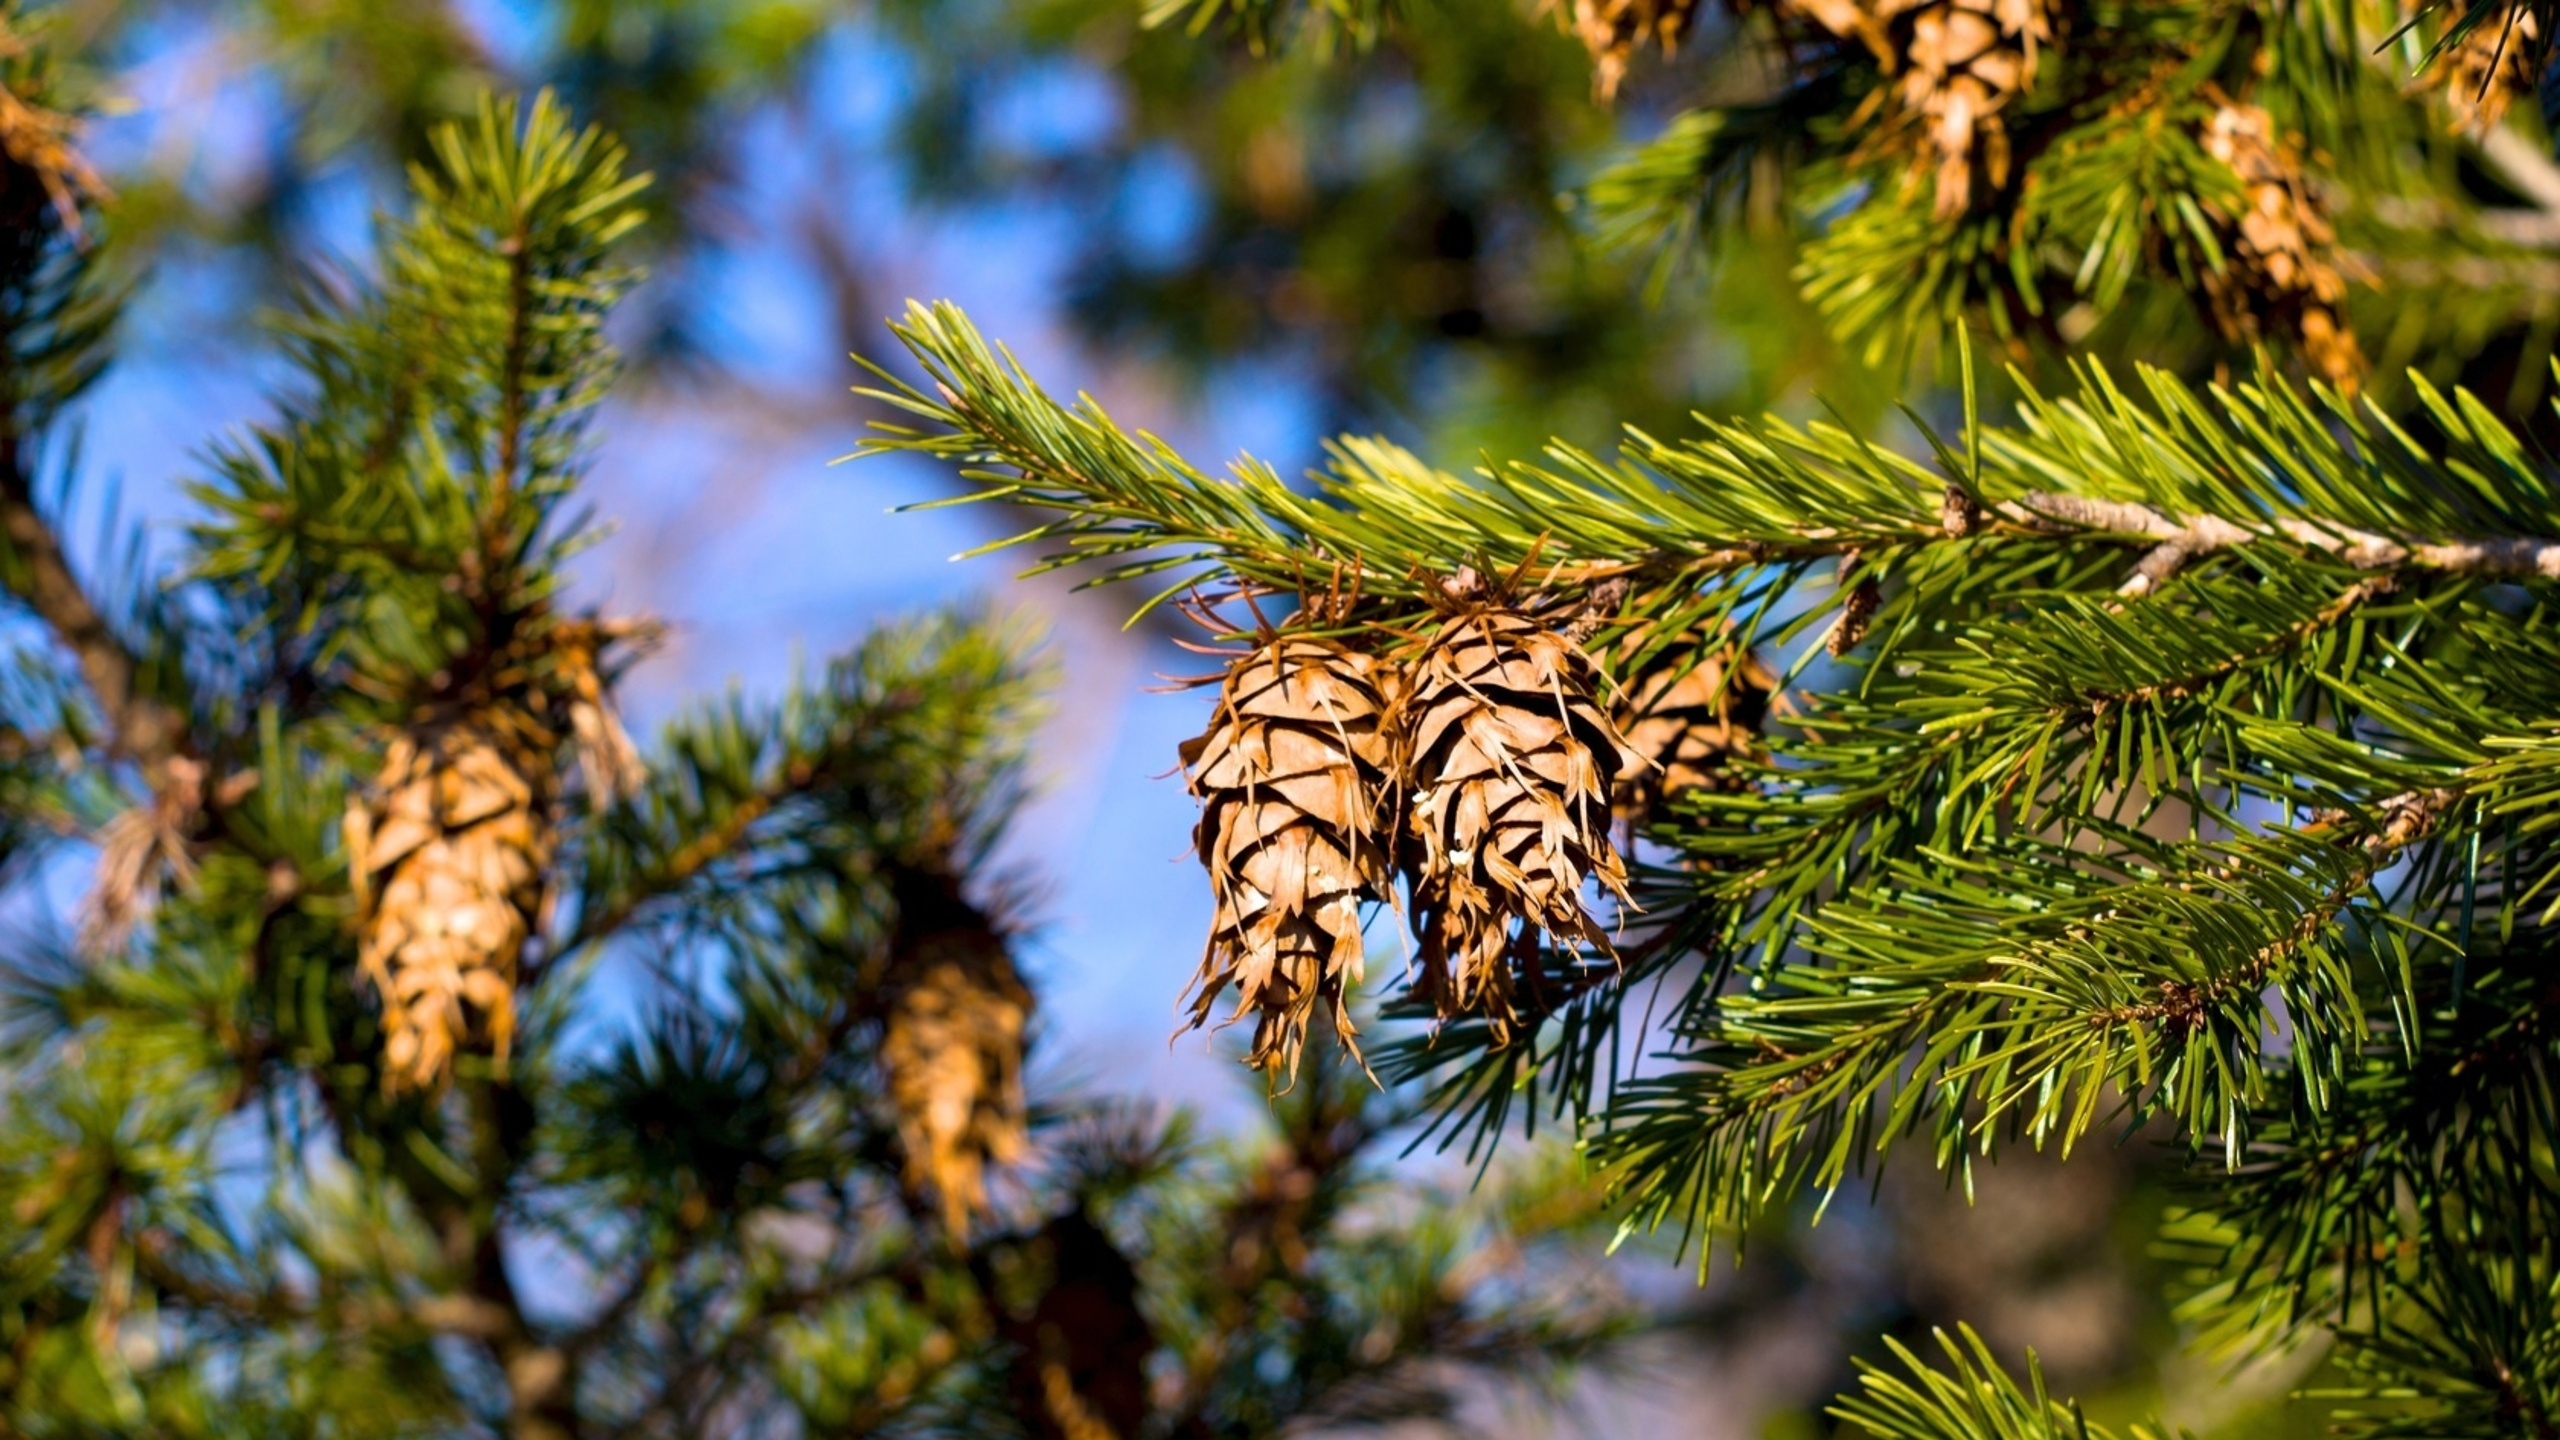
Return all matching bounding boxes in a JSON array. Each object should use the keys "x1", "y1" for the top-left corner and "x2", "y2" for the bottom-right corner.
[
  {"x1": 134, "y1": 1247, "x2": 519, "y2": 1340},
  {"x1": 1831, "y1": 1326, "x2": 2174, "y2": 1440},
  {"x1": 569, "y1": 613, "x2": 1043, "y2": 962},
  {"x1": 417, "y1": 1084, "x2": 571, "y2": 1440},
  {"x1": 596, "y1": 1250, "x2": 947, "y2": 1440},
  {"x1": 495, "y1": 215, "x2": 535, "y2": 499},
  {"x1": 559, "y1": 770, "x2": 796, "y2": 956},
  {"x1": 1162, "y1": 1082, "x2": 1384, "y2": 1426},
  {"x1": 0, "y1": 76, "x2": 190, "y2": 785},
  {"x1": 0, "y1": 451, "x2": 187, "y2": 777},
  {"x1": 864, "y1": 304, "x2": 2560, "y2": 624},
  {"x1": 1997, "y1": 491, "x2": 2560, "y2": 595},
  {"x1": 2081, "y1": 575, "x2": 2396, "y2": 708},
  {"x1": 1609, "y1": 774, "x2": 2477, "y2": 1242},
  {"x1": 2079, "y1": 830, "x2": 2404, "y2": 1034}
]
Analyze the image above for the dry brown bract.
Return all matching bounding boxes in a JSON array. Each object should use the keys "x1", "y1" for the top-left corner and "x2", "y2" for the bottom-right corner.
[
  {"x1": 1612, "y1": 627, "x2": 1773, "y2": 828},
  {"x1": 1180, "y1": 636, "x2": 1399, "y2": 1078},
  {"x1": 2428, "y1": 4, "x2": 2546, "y2": 133},
  {"x1": 882, "y1": 898, "x2": 1033, "y2": 1238},
  {"x1": 1564, "y1": 0, "x2": 1706, "y2": 100},
  {"x1": 2198, "y1": 101, "x2": 2367, "y2": 392},
  {"x1": 1403, "y1": 608, "x2": 1635, "y2": 1040},
  {"x1": 84, "y1": 757, "x2": 206, "y2": 953},
  {"x1": 1788, "y1": 0, "x2": 2053, "y2": 217},
  {"x1": 348, "y1": 721, "x2": 554, "y2": 1094}
]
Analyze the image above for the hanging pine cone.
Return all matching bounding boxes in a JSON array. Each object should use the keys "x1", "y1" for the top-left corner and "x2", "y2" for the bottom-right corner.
[
  {"x1": 1612, "y1": 627, "x2": 1773, "y2": 828},
  {"x1": 347, "y1": 719, "x2": 556, "y2": 1093},
  {"x1": 881, "y1": 864, "x2": 1033, "y2": 1238},
  {"x1": 989, "y1": 1211, "x2": 1156, "y2": 1440},
  {"x1": 1786, "y1": 0, "x2": 2053, "y2": 217},
  {"x1": 346, "y1": 619, "x2": 647, "y2": 1094},
  {"x1": 1402, "y1": 608, "x2": 1635, "y2": 1039},
  {"x1": 2197, "y1": 100, "x2": 2367, "y2": 392},
  {"x1": 2428, "y1": 4, "x2": 2546, "y2": 133},
  {"x1": 1179, "y1": 636, "x2": 1399, "y2": 1078},
  {"x1": 1564, "y1": 0, "x2": 1706, "y2": 101}
]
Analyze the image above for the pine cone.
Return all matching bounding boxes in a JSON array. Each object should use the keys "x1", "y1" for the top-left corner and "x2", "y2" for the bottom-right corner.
[
  {"x1": 1180, "y1": 636, "x2": 1399, "y2": 1078},
  {"x1": 347, "y1": 723, "x2": 555, "y2": 1093},
  {"x1": 881, "y1": 867, "x2": 1033, "y2": 1238},
  {"x1": 346, "y1": 619, "x2": 647, "y2": 1094},
  {"x1": 1565, "y1": 0, "x2": 1706, "y2": 101},
  {"x1": 1787, "y1": 0, "x2": 2052, "y2": 217},
  {"x1": 990, "y1": 1211, "x2": 1156, "y2": 1440},
  {"x1": 1612, "y1": 628, "x2": 1773, "y2": 827},
  {"x1": 2198, "y1": 101, "x2": 2367, "y2": 391},
  {"x1": 1403, "y1": 609, "x2": 1635, "y2": 1038},
  {"x1": 2430, "y1": 5, "x2": 2545, "y2": 133}
]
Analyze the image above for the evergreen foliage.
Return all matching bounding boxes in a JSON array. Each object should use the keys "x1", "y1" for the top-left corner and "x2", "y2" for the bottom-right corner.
[
  {"x1": 0, "y1": 16, "x2": 1643, "y2": 1436},
  {"x1": 861, "y1": 8, "x2": 2560, "y2": 1430},
  {"x1": 69, "y1": 0, "x2": 1854, "y2": 462},
  {"x1": 1564, "y1": 0, "x2": 2560, "y2": 403}
]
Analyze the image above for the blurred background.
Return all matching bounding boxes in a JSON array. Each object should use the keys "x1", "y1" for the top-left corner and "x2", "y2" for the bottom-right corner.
[{"x1": 35, "y1": 0, "x2": 2238, "y2": 1432}]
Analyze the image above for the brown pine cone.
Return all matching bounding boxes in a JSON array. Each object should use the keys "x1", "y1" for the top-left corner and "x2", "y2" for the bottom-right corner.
[
  {"x1": 2197, "y1": 101, "x2": 2367, "y2": 391},
  {"x1": 881, "y1": 866, "x2": 1033, "y2": 1238},
  {"x1": 2429, "y1": 4, "x2": 2546, "y2": 133},
  {"x1": 348, "y1": 723, "x2": 555, "y2": 1093},
  {"x1": 345, "y1": 618, "x2": 648, "y2": 1094},
  {"x1": 1402, "y1": 608, "x2": 1636, "y2": 1040},
  {"x1": 1612, "y1": 626, "x2": 1773, "y2": 828},
  {"x1": 1786, "y1": 0, "x2": 2054, "y2": 216},
  {"x1": 1180, "y1": 635, "x2": 1400, "y2": 1078}
]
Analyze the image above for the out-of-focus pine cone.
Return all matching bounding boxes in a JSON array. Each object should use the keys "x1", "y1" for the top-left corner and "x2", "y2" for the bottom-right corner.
[
  {"x1": 348, "y1": 723, "x2": 554, "y2": 1093},
  {"x1": 1611, "y1": 627, "x2": 1773, "y2": 828},
  {"x1": 1786, "y1": 0, "x2": 2054, "y2": 216},
  {"x1": 346, "y1": 618, "x2": 648, "y2": 1094},
  {"x1": 991, "y1": 1211, "x2": 1155, "y2": 1440},
  {"x1": 1402, "y1": 608, "x2": 1636, "y2": 1041},
  {"x1": 2428, "y1": 4, "x2": 2546, "y2": 133},
  {"x1": 1565, "y1": 0, "x2": 1707, "y2": 100},
  {"x1": 881, "y1": 866, "x2": 1033, "y2": 1239},
  {"x1": 1179, "y1": 635, "x2": 1399, "y2": 1078},
  {"x1": 2198, "y1": 101, "x2": 2368, "y2": 392}
]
